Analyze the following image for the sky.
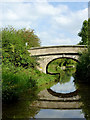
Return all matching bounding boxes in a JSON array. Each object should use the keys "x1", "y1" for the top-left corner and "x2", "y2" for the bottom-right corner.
[
  {"x1": 35, "y1": 109, "x2": 84, "y2": 118},
  {"x1": 51, "y1": 77, "x2": 76, "y2": 93},
  {"x1": 0, "y1": 0, "x2": 89, "y2": 46}
]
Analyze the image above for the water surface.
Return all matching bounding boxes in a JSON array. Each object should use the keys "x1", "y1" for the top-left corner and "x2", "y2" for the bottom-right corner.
[
  {"x1": 2, "y1": 68, "x2": 89, "y2": 119},
  {"x1": 50, "y1": 76, "x2": 76, "y2": 93}
]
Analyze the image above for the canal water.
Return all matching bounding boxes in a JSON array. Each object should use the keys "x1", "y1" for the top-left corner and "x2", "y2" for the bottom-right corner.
[{"x1": 2, "y1": 67, "x2": 90, "y2": 119}]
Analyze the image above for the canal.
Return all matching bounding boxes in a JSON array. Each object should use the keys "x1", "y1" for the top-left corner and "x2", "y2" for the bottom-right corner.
[{"x1": 2, "y1": 64, "x2": 90, "y2": 119}]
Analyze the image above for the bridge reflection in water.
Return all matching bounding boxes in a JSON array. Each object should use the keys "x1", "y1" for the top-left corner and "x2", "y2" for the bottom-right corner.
[
  {"x1": 30, "y1": 76, "x2": 82, "y2": 110},
  {"x1": 30, "y1": 88, "x2": 82, "y2": 109},
  {"x1": 29, "y1": 55, "x2": 85, "y2": 118},
  {"x1": 30, "y1": 86, "x2": 84, "y2": 118}
]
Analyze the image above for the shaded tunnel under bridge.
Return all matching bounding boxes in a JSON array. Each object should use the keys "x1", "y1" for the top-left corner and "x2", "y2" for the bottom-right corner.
[{"x1": 28, "y1": 45, "x2": 87, "y2": 73}]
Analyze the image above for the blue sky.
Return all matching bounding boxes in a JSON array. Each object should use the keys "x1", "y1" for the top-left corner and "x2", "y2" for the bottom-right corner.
[
  {"x1": 0, "y1": 0, "x2": 88, "y2": 46},
  {"x1": 35, "y1": 109, "x2": 84, "y2": 118}
]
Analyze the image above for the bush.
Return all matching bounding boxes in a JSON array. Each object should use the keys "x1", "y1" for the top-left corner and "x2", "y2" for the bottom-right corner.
[
  {"x1": 2, "y1": 26, "x2": 56, "y2": 103},
  {"x1": 75, "y1": 50, "x2": 90, "y2": 83},
  {"x1": 2, "y1": 26, "x2": 39, "y2": 68},
  {"x1": 2, "y1": 26, "x2": 40, "y2": 103},
  {"x1": 2, "y1": 65, "x2": 38, "y2": 103}
]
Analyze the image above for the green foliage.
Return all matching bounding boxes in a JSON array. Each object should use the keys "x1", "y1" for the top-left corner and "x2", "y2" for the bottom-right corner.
[
  {"x1": 2, "y1": 26, "x2": 56, "y2": 103},
  {"x1": 48, "y1": 58, "x2": 76, "y2": 73},
  {"x1": 88, "y1": 18, "x2": 90, "y2": 52},
  {"x1": 2, "y1": 65, "x2": 37, "y2": 103},
  {"x1": 59, "y1": 68, "x2": 76, "y2": 84},
  {"x1": 2, "y1": 26, "x2": 38, "y2": 103},
  {"x1": 75, "y1": 19, "x2": 90, "y2": 118},
  {"x1": 75, "y1": 19, "x2": 90, "y2": 83},
  {"x1": 17, "y1": 28, "x2": 40, "y2": 48},
  {"x1": 78, "y1": 20, "x2": 88, "y2": 45},
  {"x1": 3, "y1": 101, "x2": 40, "y2": 118},
  {"x1": 48, "y1": 58, "x2": 77, "y2": 84},
  {"x1": 75, "y1": 50, "x2": 90, "y2": 83},
  {"x1": 74, "y1": 82, "x2": 90, "y2": 120},
  {"x1": 2, "y1": 64, "x2": 56, "y2": 103},
  {"x1": 2, "y1": 26, "x2": 39, "y2": 68}
]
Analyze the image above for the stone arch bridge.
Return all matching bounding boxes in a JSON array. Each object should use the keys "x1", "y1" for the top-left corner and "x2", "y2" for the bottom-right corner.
[{"x1": 28, "y1": 45, "x2": 87, "y2": 73}]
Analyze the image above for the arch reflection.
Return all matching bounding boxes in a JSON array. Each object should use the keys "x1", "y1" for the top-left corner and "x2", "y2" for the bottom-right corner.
[{"x1": 47, "y1": 88, "x2": 78, "y2": 98}]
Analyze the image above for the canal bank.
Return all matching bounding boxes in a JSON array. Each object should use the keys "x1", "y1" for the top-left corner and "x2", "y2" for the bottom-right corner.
[{"x1": 2, "y1": 67, "x2": 89, "y2": 119}]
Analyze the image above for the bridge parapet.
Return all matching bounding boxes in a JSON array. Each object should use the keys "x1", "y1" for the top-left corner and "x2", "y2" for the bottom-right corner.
[{"x1": 28, "y1": 45, "x2": 87, "y2": 57}]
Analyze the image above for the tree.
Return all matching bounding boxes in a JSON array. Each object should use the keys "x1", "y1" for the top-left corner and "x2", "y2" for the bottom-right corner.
[
  {"x1": 78, "y1": 20, "x2": 88, "y2": 45},
  {"x1": 88, "y1": 18, "x2": 90, "y2": 52},
  {"x1": 18, "y1": 28, "x2": 40, "y2": 48},
  {"x1": 2, "y1": 26, "x2": 40, "y2": 68},
  {"x1": 75, "y1": 18, "x2": 90, "y2": 83}
]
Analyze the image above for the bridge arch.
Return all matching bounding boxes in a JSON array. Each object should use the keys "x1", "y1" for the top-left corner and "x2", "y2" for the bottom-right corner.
[
  {"x1": 47, "y1": 88, "x2": 78, "y2": 98},
  {"x1": 46, "y1": 56, "x2": 79, "y2": 74}
]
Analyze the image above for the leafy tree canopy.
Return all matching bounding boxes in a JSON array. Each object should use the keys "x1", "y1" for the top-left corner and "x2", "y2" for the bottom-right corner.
[
  {"x1": 2, "y1": 26, "x2": 40, "y2": 68},
  {"x1": 78, "y1": 20, "x2": 88, "y2": 45},
  {"x1": 88, "y1": 18, "x2": 90, "y2": 52}
]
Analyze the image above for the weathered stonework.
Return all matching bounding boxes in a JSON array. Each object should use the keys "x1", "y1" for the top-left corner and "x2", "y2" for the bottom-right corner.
[
  {"x1": 30, "y1": 89, "x2": 83, "y2": 109},
  {"x1": 28, "y1": 45, "x2": 87, "y2": 73}
]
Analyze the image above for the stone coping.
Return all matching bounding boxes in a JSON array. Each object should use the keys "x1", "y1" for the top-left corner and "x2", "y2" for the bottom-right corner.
[{"x1": 30, "y1": 45, "x2": 87, "y2": 50}]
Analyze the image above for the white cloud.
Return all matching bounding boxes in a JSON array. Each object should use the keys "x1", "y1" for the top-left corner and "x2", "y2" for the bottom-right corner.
[
  {"x1": 1, "y1": 2, "x2": 88, "y2": 46},
  {"x1": 0, "y1": 0, "x2": 89, "y2": 2},
  {"x1": 37, "y1": 30, "x2": 82, "y2": 46},
  {"x1": 54, "y1": 16, "x2": 72, "y2": 25},
  {"x1": 6, "y1": 10, "x2": 18, "y2": 20},
  {"x1": 1, "y1": 3, "x2": 39, "y2": 21},
  {"x1": 34, "y1": 3, "x2": 69, "y2": 16},
  {"x1": 52, "y1": 7, "x2": 88, "y2": 33}
]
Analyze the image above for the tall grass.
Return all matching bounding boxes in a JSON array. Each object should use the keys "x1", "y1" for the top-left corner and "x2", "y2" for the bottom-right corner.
[
  {"x1": 2, "y1": 64, "x2": 56, "y2": 103},
  {"x1": 2, "y1": 65, "x2": 37, "y2": 103}
]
